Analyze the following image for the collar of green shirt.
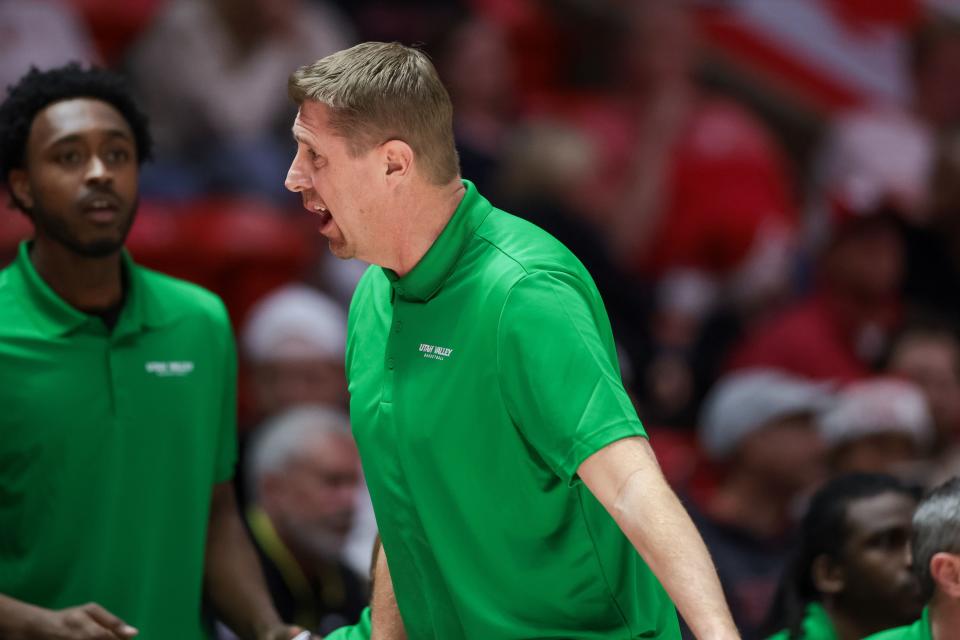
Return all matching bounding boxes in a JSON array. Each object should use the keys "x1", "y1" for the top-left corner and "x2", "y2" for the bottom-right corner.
[
  {"x1": 382, "y1": 179, "x2": 491, "y2": 303},
  {"x1": 12, "y1": 240, "x2": 183, "y2": 339}
]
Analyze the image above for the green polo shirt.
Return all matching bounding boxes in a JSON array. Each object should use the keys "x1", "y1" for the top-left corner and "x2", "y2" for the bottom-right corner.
[
  {"x1": 767, "y1": 603, "x2": 838, "y2": 640},
  {"x1": 0, "y1": 242, "x2": 237, "y2": 639},
  {"x1": 865, "y1": 608, "x2": 933, "y2": 640},
  {"x1": 346, "y1": 181, "x2": 678, "y2": 639},
  {"x1": 324, "y1": 607, "x2": 372, "y2": 640}
]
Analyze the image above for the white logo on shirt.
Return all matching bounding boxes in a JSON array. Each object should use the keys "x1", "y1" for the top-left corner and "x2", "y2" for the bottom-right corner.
[
  {"x1": 145, "y1": 361, "x2": 195, "y2": 377},
  {"x1": 419, "y1": 343, "x2": 454, "y2": 361}
]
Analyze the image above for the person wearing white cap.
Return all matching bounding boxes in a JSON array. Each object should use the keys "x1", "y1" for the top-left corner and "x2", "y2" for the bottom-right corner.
[
  {"x1": 819, "y1": 377, "x2": 934, "y2": 478},
  {"x1": 242, "y1": 284, "x2": 349, "y2": 420},
  {"x1": 690, "y1": 369, "x2": 833, "y2": 639}
]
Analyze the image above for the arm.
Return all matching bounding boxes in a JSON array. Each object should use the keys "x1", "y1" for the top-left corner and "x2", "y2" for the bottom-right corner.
[
  {"x1": 578, "y1": 436, "x2": 738, "y2": 640},
  {"x1": 369, "y1": 544, "x2": 406, "y2": 640},
  {"x1": 204, "y1": 481, "x2": 302, "y2": 640},
  {"x1": 0, "y1": 595, "x2": 137, "y2": 639}
]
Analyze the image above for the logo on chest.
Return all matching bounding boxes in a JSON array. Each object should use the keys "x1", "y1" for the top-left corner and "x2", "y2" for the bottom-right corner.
[
  {"x1": 145, "y1": 361, "x2": 195, "y2": 377},
  {"x1": 418, "y1": 343, "x2": 454, "y2": 362}
]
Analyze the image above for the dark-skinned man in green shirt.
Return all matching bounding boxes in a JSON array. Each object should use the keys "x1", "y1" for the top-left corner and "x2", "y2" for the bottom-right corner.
[
  {"x1": 866, "y1": 477, "x2": 960, "y2": 640},
  {"x1": 764, "y1": 473, "x2": 921, "y2": 640},
  {"x1": 0, "y1": 64, "x2": 304, "y2": 640},
  {"x1": 283, "y1": 42, "x2": 738, "y2": 640}
]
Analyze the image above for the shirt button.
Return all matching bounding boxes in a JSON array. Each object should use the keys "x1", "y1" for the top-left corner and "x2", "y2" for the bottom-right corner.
[
  {"x1": 387, "y1": 357, "x2": 395, "y2": 370},
  {"x1": 394, "y1": 320, "x2": 403, "y2": 333},
  {"x1": 396, "y1": 286, "x2": 405, "y2": 295}
]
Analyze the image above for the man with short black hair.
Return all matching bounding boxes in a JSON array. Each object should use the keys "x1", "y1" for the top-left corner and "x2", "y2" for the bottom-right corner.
[
  {"x1": 764, "y1": 473, "x2": 922, "y2": 640},
  {"x1": 0, "y1": 64, "x2": 301, "y2": 640},
  {"x1": 866, "y1": 476, "x2": 960, "y2": 640}
]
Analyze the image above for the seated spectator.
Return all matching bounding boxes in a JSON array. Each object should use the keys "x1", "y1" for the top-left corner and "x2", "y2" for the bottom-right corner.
[
  {"x1": 764, "y1": 473, "x2": 922, "y2": 640},
  {"x1": 819, "y1": 378, "x2": 934, "y2": 479},
  {"x1": 242, "y1": 284, "x2": 349, "y2": 424},
  {"x1": 865, "y1": 476, "x2": 960, "y2": 639},
  {"x1": 126, "y1": 0, "x2": 353, "y2": 201},
  {"x1": 885, "y1": 318, "x2": 960, "y2": 484},
  {"x1": 728, "y1": 205, "x2": 905, "y2": 383},
  {"x1": 692, "y1": 369, "x2": 832, "y2": 638},
  {"x1": 245, "y1": 405, "x2": 368, "y2": 635},
  {"x1": 0, "y1": 0, "x2": 97, "y2": 92}
]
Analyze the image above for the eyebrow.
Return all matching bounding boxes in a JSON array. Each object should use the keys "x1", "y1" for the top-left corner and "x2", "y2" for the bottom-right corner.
[{"x1": 46, "y1": 129, "x2": 134, "y2": 149}]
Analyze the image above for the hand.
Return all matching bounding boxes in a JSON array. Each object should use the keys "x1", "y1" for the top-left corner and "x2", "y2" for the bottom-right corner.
[{"x1": 27, "y1": 602, "x2": 138, "y2": 639}]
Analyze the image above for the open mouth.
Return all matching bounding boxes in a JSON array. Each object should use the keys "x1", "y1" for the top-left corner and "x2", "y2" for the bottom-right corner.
[{"x1": 79, "y1": 194, "x2": 121, "y2": 222}]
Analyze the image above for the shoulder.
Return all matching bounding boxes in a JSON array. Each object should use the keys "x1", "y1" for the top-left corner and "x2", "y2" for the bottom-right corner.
[
  {"x1": 135, "y1": 265, "x2": 231, "y2": 328},
  {"x1": 862, "y1": 617, "x2": 925, "y2": 640},
  {"x1": 473, "y1": 207, "x2": 596, "y2": 292}
]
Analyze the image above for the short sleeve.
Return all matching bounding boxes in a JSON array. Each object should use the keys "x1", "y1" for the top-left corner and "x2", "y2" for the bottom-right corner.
[
  {"x1": 213, "y1": 306, "x2": 238, "y2": 483},
  {"x1": 323, "y1": 607, "x2": 372, "y2": 640},
  {"x1": 497, "y1": 270, "x2": 646, "y2": 484}
]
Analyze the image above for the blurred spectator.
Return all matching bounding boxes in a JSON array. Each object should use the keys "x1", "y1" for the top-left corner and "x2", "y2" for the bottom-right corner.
[
  {"x1": 764, "y1": 473, "x2": 922, "y2": 640},
  {"x1": 865, "y1": 476, "x2": 960, "y2": 639},
  {"x1": 728, "y1": 206, "x2": 905, "y2": 382},
  {"x1": 494, "y1": 121, "x2": 654, "y2": 399},
  {"x1": 329, "y1": 0, "x2": 466, "y2": 46},
  {"x1": 241, "y1": 284, "x2": 349, "y2": 424},
  {"x1": 438, "y1": 17, "x2": 516, "y2": 195},
  {"x1": 244, "y1": 406, "x2": 368, "y2": 635},
  {"x1": 885, "y1": 318, "x2": 960, "y2": 453},
  {"x1": 0, "y1": 0, "x2": 98, "y2": 91},
  {"x1": 810, "y1": 15, "x2": 960, "y2": 323},
  {"x1": 126, "y1": 0, "x2": 353, "y2": 200},
  {"x1": 691, "y1": 370, "x2": 831, "y2": 638},
  {"x1": 517, "y1": 1, "x2": 799, "y2": 426},
  {"x1": 819, "y1": 378, "x2": 934, "y2": 478},
  {"x1": 65, "y1": 0, "x2": 165, "y2": 65},
  {"x1": 901, "y1": 129, "x2": 960, "y2": 323}
]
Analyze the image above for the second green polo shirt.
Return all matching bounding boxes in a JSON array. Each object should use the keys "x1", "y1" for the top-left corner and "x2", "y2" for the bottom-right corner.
[
  {"x1": 346, "y1": 181, "x2": 679, "y2": 639},
  {"x1": 865, "y1": 608, "x2": 933, "y2": 640},
  {"x1": 0, "y1": 242, "x2": 237, "y2": 638},
  {"x1": 767, "y1": 603, "x2": 838, "y2": 640}
]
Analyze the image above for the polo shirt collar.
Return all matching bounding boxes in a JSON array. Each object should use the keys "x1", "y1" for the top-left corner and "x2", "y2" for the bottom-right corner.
[
  {"x1": 383, "y1": 179, "x2": 491, "y2": 302},
  {"x1": 13, "y1": 241, "x2": 158, "y2": 338}
]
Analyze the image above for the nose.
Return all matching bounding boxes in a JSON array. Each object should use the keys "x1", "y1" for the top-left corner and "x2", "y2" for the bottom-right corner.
[
  {"x1": 85, "y1": 155, "x2": 112, "y2": 185},
  {"x1": 285, "y1": 151, "x2": 310, "y2": 193}
]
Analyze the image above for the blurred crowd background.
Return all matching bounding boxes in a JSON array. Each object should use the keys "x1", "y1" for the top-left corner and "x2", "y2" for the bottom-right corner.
[{"x1": 4, "y1": 0, "x2": 960, "y2": 638}]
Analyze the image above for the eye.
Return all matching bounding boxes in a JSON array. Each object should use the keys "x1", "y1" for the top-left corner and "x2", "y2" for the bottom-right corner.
[
  {"x1": 105, "y1": 147, "x2": 131, "y2": 164},
  {"x1": 56, "y1": 150, "x2": 83, "y2": 166}
]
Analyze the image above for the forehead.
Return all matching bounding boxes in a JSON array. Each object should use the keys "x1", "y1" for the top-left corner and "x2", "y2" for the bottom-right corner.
[
  {"x1": 846, "y1": 492, "x2": 916, "y2": 537},
  {"x1": 30, "y1": 98, "x2": 133, "y2": 148},
  {"x1": 292, "y1": 100, "x2": 334, "y2": 141}
]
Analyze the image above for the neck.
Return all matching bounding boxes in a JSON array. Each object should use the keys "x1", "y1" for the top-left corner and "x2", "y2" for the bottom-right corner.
[
  {"x1": 931, "y1": 594, "x2": 960, "y2": 640},
  {"x1": 708, "y1": 472, "x2": 793, "y2": 538},
  {"x1": 388, "y1": 180, "x2": 466, "y2": 277},
  {"x1": 29, "y1": 240, "x2": 124, "y2": 311},
  {"x1": 824, "y1": 602, "x2": 890, "y2": 640}
]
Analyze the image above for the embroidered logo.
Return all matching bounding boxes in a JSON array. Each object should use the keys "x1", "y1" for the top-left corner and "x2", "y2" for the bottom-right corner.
[
  {"x1": 145, "y1": 361, "x2": 195, "y2": 377},
  {"x1": 418, "y1": 343, "x2": 454, "y2": 362}
]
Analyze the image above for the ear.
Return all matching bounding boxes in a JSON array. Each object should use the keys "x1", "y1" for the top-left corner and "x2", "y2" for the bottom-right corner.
[
  {"x1": 381, "y1": 139, "x2": 413, "y2": 182},
  {"x1": 931, "y1": 552, "x2": 960, "y2": 599},
  {"x1": 812, "y1": 554, "x2": 846, "y2": 595},
  {"x1": 8, "y1": 168, "x2": 35, "y2": 211}
]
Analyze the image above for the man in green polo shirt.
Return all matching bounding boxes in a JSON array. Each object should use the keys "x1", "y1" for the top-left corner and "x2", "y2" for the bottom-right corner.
[
  {"x1": 283, "y1": 42, "x2": 738, "y2": 639},
  {"x1": 764, "y1": 474, "x2": 921, "y2": 640},
  {"x1": 0, "y1": 64, "x2": 302, "y2": 639},
  {"x1": 865, "y1": 477, "x2": 960, "y2": 640}
]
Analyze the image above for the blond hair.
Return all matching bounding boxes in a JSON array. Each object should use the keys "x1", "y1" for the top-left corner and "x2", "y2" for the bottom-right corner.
[{"x1": 289, "y1": 42, "x2": 459, "y2": 185}]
